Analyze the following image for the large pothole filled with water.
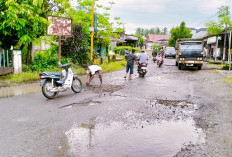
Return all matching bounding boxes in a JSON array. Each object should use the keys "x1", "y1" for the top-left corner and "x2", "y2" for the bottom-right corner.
[
  {"x1": 61, "y1": 99, "x2": 205, "y2": 157},
  {"x1": 65, "y1": 119, "x2": 205, "y2": 157}
]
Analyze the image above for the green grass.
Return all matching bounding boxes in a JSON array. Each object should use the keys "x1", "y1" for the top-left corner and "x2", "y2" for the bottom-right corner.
[
  {"x1": 224, "y1": 77, "x2": 232, "y2": 84},
  {"x1": 72, "y1": 65, "x2": 87, "y2": 75},
  {"x1": 207, "y1": 62, "x2": 228, "y2": 66},
  {"x1": 3, "y1": 71, "x2": 40, "y2": 84},
  {"x1": 0, "y1": 59, "x2": 127, "y2": 87},
  {"x1": 101, "y1": 60, "x2": 127, "y2": 73}
]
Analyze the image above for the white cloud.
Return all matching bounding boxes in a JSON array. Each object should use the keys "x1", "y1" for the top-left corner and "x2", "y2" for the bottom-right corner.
[{"x1": 95, "y1": 0, "x2": 232, "y2": 34}]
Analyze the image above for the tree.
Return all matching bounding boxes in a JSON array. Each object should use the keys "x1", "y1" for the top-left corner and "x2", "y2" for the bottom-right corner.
[
  {"x1": 0, "y1": 0, "x2": 48, "y2": 49},
  {"x1": 136, "y1": 28, "x2": 142, "y2": 35},
  {"x1": 137, "y1": 34, "x2": 144, "y2": 48},
  {"x1": 155, "y1": 27, "x2": 161, "y2": 34},
  {"x1": 58, "y1": 0, "x2": 121, "y2": 64},
  {"x1": 0, "y1": 0, "x2": 49, "y2": 64},
  {"x1": 162, "y1": 27, "x2": 168, "y2": 35},
  {"x1": 205, "y1": 6, "x2": 232, "y2": 34},
  {"x1": 62, "y1": 24, "x2": 90, "y2": 65},
  {"x1": 168, "y1": 22, "x2": 192, "y2": 47},
  {"x1": 149, "y1": 28, "x2": 155, "y2": 34}
]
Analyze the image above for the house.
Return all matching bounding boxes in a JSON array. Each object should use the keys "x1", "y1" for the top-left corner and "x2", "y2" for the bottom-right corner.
[
  {"x1": 146, "y1": 34, "x2": 170, "y2": 49},
  {"x1": 203, "y1": 31, "x2": 232, "y2": 61},
  {"x1": 109, "y1": 32, "x2": 139, "y2": 48},
  {"x1": 118, "y1": 32, "x2": 139, "y2": 47},
  {"x1": 188, "y1": 28, "x2": 208, "y2": 39}
]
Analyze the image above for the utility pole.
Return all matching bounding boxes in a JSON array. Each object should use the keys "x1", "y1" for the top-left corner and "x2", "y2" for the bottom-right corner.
[
  {"x1": 90, "y1": 0, "x2": 95, "y2": 61},
  {"x1": 223, "y1": 29, "x2": 227, "y2": 63},
  {"x1": 215, "y1": 36, "x2": 218, "y2": 62},
  {"x1": 229, "y1": 30, "x2": 231, "y2": 71}
]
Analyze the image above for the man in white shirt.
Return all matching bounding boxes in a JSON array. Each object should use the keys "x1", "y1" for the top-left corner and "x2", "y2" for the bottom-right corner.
[
  {"x1": 83, "y1": 65, "x2": 102, "y2": 86},
  {"x1": 138, "y1": 50, "x2": 148, "y2": 64}
]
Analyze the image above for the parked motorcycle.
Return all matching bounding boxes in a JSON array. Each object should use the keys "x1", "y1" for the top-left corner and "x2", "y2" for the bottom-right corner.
[
  {"x1": 39, "y1": 64, "x2": 82, "y2": 99},
  {"x1": 138, "y1": 63, "x2": 147, "y2": 77},
  {"x1": 157, "y1": 56, "x2": 164, "y2": 67}
]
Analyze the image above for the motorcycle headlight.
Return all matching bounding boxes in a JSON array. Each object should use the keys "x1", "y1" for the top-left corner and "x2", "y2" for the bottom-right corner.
[{"x1": 180, "y1": 58, "x2": 185, "y2": 61}]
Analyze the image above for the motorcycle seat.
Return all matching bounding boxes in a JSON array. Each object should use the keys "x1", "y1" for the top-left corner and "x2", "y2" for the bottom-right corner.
[
  {"x1": 43, "y1": 72, "x2": 62, "y2": 76},
  {"x1": 56, "y1": 80, "x2": 65, "y2": 84}
]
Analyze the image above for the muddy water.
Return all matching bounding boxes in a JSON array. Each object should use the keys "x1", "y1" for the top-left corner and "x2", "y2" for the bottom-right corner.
[
  {"x1": 65, "y1": 119, "x2": 205, "y2": 157},
  {"x1": 0, "y1": 83, "x2": 41, "y2": 98}
]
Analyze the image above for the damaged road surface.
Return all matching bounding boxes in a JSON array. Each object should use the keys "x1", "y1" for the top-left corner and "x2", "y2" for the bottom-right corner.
[{"x1": 0, "y1": 58, "x2": 231, "y2": 157}]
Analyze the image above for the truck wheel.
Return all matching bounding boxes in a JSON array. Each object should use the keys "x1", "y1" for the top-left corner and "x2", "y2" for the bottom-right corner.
[
  {"x1": 198, "y1": 66, "x2": 202, "y2": 70},
  {"x1": 176, "y1": 62, "x2": 178, "y2": 66},
  {"x1": 178, "y1": 64, "x2": 182, "y2": 70}
]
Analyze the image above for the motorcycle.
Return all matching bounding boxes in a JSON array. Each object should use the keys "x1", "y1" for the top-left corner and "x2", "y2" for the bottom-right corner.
[
  {"x1": 157, "y1": 56, "x2": 164, "y2": 67},
  {"x1": 138, "y1": 63, "x2": 148, "y2": 77},
  {"x1": 39, "y1": 63, "x2": 82, "y2": 99},
  {"x1": 152, "y1": 56, "x2": 157, "y2": 63}
]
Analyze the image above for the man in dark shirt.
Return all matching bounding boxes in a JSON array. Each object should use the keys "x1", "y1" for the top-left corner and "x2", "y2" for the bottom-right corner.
[{"x1": 124, "y1": 49, "x2": 137, "y2": 80}]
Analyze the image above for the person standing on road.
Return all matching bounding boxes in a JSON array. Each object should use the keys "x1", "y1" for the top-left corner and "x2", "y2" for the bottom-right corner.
[
  {"x1": 124, "y1": 49, "x2": 137, "y2": 80},
  {"x1": 83, "y1": 64, "x2": 103, "y2": 86}
]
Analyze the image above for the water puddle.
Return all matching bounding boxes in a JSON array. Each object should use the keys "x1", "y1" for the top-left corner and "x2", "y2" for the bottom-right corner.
[
  {"x1": 0, "y1": 83, "x2": 41, "y2": 98},
  {"x1": 60, "y1": 101, "x2": 101, "y2": 109},
  {"x1": 64, "y1": 119, "x2": 205, "y2": 157}
]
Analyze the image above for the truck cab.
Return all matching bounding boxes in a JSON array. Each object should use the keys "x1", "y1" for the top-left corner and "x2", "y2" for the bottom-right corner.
[{"x1": 176, "y1": 38, "x2": 204, "y2": 70}]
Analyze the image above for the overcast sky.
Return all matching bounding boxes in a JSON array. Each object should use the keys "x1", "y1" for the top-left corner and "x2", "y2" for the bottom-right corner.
[{"x1": 96, "y1": 0, "x2": 232, "y2": 34}]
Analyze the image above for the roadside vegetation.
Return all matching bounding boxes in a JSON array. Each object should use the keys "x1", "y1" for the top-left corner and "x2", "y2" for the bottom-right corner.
[
  {"x1": 207, "y1": 62, "x2": 231, "y2": 70},
  {"x1": 0, "y1": 54, "x2": 127, "y2": 87},
  {"x1": 0, "y1": 0, "x2": 133, "y2": 87},
  {"x1": 224, "y1": 77, "x2": 232, "y2": 84}
]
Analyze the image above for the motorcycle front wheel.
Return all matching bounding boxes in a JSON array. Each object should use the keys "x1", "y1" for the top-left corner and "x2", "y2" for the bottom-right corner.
[
  {"x1": 42, "y1": 80, "x2": 57, "y2": 99},
  {"x1": 71, "y1": 77, "x2": 82, "y2": 93}
]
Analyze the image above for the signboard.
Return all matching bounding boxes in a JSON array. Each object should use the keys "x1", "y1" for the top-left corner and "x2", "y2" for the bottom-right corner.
[
  {"x1": 207, "y1": 36, "x2": 217, "y2": 44},
  {"x1": 47, "y1": 16, "x2": 72, "y2": 36}
]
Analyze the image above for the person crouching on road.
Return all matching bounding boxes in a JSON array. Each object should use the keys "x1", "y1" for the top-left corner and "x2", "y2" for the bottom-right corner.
[
  {"x1": 83, "y1": 64, "x2": 102, "y2": 86},
  {"x1": 124, "y1": 49, "x2": 137, "y2": 80}
]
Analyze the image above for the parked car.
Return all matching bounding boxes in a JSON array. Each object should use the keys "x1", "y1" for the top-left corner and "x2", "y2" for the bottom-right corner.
[{"x1": 164, "y1": 47, "x2": 176, "y2": 58}]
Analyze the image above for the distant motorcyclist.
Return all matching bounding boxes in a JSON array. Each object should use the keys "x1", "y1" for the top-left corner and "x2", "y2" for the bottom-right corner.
[
  {"x1": 157, "y1": 49, "x2": 164, "y2": 66},
  {"x1": 158, "y1": 49, "x2": 165, "y2": 57},
  {"x1": 152, "y1": 49, "x2": 157, "y2": 62}
]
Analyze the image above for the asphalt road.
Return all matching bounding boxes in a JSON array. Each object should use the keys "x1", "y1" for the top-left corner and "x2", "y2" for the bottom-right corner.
[{"x1": 0, "y1": 57, "x2": 231, "y2": 157}]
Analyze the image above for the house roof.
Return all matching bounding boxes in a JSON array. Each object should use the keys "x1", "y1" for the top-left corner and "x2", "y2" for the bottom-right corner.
[
  {"x1": 196, "y1": 28, "x2": 207, "y2": 33},
  {"x1": 146, "y1": 34, "x2": 170, "y2": 43},
  {"x1": 124, "y1": 34, "x2": 139, "y2": 41}
]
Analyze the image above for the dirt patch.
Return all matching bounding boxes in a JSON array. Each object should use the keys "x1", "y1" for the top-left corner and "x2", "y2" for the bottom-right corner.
[
  {"x1": 85, "y1": 85, "x2": 124, "y2": 94},
  {"x1": 155, "y1": 99, "x2": 192, "y2": 108}
]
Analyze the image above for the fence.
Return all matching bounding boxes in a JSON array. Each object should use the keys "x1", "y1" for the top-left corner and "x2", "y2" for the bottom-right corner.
[{"x1": 0, "y1": 49, "x2": 13, "y2": 75}]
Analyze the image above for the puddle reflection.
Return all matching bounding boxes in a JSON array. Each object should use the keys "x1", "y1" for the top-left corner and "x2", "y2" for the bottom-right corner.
[
  {"x1": 65, "y1": 119, "x2": 205, "y2": 157},
  {"x1": 0, "y1": 83, "x2": 41, "y2": 98}
]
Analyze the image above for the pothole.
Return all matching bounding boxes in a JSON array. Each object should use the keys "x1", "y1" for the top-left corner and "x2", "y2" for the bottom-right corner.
[
  {"x1": 154, "y1": 99, "x2": 192, "y2": 108},
  {"x1": 85, "y1": 85, "x2": 124, "y2": 93},
  {"x1": 59, "y1": 100, "x2": 102, "y2": 109},
  {"x1": 64, "y1": 119, "x2": 206, "y2": 157}
]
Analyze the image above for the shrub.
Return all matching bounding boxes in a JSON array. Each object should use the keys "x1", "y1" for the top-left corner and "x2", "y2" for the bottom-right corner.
[
  {"x1": 153, "y1": 44, "x2": 163, "y2": 51},
  {"x1": 113, "y1": 46, "x2": 140, "y2": 55},
  {"x1": 29, "y1": 44, "x2": 68, "y2": 71},
  {"x1": 62, "y1": 24, "x2": 90, "y2": 65}
]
